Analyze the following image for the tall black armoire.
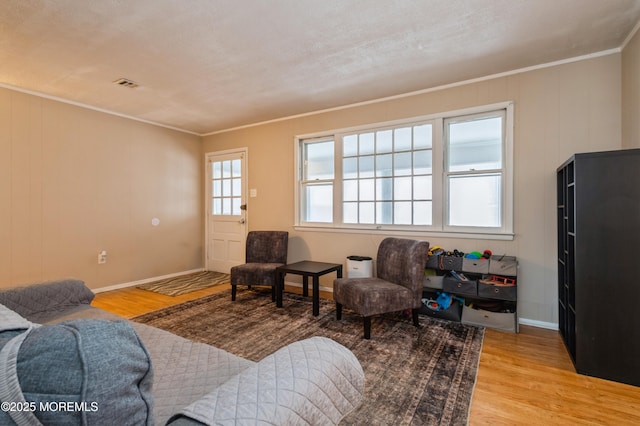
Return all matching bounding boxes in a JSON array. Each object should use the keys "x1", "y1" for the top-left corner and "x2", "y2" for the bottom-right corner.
[{"x1": 557, "y1": 148, "x2": 640, "y2": 387}]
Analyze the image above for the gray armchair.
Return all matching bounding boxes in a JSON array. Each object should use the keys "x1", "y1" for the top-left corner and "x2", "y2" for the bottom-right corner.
[
  {"x1": 333, "y1": 237, "x2": 429, "y2": 339},
  {"x1": 230, "y1": 231, "x2": 289, "y2": 302}
]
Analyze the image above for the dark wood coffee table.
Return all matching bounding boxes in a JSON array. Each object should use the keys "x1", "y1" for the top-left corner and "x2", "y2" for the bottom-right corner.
[{"x1": 276, "y1": 261, "x2": 343, "y2": 316}]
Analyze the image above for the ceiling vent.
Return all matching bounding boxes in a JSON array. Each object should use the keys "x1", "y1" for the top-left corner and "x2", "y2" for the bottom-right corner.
[{"x1": 113, "y1": 78, "x2": 139, "y2": 88}]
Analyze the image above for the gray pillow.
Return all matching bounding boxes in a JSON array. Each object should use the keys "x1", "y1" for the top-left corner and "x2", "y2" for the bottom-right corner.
[
  {"x1": 0, "y1": 279, "x2": 95, "y2": 318},
  {"x1": 0, "y1": 318, "x2": 154, "y2": 426}
]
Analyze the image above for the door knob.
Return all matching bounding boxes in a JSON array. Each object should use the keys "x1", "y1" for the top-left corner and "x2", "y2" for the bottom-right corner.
[{"x1": 239, "y1": 218, "x2": 246, "y2": 224}]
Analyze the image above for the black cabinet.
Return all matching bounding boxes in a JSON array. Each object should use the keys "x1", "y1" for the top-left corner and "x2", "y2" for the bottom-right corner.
[{"x1": 557, "y1": 149, "x2": 640, "y2": 387}]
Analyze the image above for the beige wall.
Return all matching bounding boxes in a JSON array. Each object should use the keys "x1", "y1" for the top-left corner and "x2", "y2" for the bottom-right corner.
[
  {"x1": 202, "y1": 54, "x2": 622, "y2": 326},
  {"x1": 622, "y1": 27, "x2": 640, "y2": 149},
  {"x1": 0, "y1": 87, "x2": 203, "y2": 290}
]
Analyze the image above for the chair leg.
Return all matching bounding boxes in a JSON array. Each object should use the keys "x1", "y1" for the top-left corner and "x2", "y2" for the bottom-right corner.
[
  {"x1": 231, "y1": 285, "x2": 237, "y2": 301},
  {"x1": 271, "y1": 286, "x2": 276, "y2": 302},
  {"x1": 412, "y1": 308, "x2": 420, "y2": 328},
  {"x1": 363, "y1": 317, "x2": 372, "y2": 339},
  {"x1": 336, "y1": 303, "x2": 342, "y2": 320}
]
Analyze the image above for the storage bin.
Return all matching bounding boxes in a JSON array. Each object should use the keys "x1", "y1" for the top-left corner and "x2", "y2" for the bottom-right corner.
[
  {"x1": 423, "y1": 274, "x2": 444, "y2": 290},
  {"x1": 420, "y1": 291, "x2": 462, "y2": 322},
  {"x1": 461, "y1": 304, "x2": 517, "y2": 333},
  {"x1": 443, "y1": 273, "x2": 477, "y2": 296},
  {"x1": 420, "y1": 300, "x2": 462, "y2": 322},
  {"x1": 478, "y1": 279, "x2": 517, "y2": 301},
  {"x1": 346, "y1": 256, "x2": 373, "y2": 278},
  {"x1": 440, "y1": 255, "x2": 463, "y2": 271},
  {"x1": 488, "y1": 255, "x2": 518, "y2": 276},
  {"x1": 462, "y1": 257, "x2": 490, "y2": 274},
  {"x1": 426, "y1": 254, "x2": 440, "y2": 269}
]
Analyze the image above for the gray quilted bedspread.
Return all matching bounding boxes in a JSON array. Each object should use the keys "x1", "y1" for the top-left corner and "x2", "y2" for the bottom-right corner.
[
  {"x1": 169, "y1": 336, "x2": 364, "y2": 425},
  {"x1": 131, "y1": 322, "x2": 255, "y2": 424},
  {"x1": 0, "y1": 279, "x2": 365, "y2": 425}
]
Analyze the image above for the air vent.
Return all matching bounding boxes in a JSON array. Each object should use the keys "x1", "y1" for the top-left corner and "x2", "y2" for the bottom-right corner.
[{"x1": 113, "y1": 78, "x2": 139, "y2": 88}]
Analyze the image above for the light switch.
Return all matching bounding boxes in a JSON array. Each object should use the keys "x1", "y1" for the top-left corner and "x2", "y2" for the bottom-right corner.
[{"x1": 250, "y1": 189, "x2": 257, "y2": 197}]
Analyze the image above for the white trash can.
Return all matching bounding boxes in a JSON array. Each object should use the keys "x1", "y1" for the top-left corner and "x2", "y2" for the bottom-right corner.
[{"x1": 346, "y1": 255, "x2": 373, "y2": 278}]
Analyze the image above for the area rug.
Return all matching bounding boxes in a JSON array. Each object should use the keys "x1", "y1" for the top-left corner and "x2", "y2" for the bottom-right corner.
[
  {"x1": 133, "y1": 288, "x2": 484, "y2": 425},
  {"x1": 136, "y1": 270, "x2": 230, "y2": 296}
]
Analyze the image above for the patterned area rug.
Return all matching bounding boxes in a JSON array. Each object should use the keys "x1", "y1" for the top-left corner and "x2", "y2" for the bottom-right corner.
[
  {"x1": 136, "y1": 271, "x2": 230, "y2": 296},
  {"x1": 133, "y1": 288, "x2": 484, "y2": 425}
]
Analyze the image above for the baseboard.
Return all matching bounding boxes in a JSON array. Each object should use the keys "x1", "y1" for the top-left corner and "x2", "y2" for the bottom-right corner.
[
  {"x1": 92, "y1": 269, "x2": 204, "y2": 293},
  {"x1": 518, "y1": 317, "x2": 558, "y2": 330}
]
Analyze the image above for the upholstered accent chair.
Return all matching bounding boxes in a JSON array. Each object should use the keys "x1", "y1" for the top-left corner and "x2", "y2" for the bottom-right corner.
[
  {"x1": 333, "y1": 237, "x2": 430, "y2": 339},
  {"x1": 230, "y1": 231, "x2": 289, "y2": 301}
]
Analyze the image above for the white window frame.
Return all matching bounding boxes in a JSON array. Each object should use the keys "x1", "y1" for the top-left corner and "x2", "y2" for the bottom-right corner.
[{"x1": 294, "y1": 101, "x2": 514, "y2": 240}]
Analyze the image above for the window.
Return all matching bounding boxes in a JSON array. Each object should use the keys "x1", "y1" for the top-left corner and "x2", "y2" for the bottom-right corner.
[
  {"x1": 296, "y1": 102, "x2": 513, "y2": 238},
  {"x1": 341, "y1": 124, "x2": 433, "y2": 226},
  {"x1": 300, "y1": 138, "x2": 334, "y2": 223},
  {"x1": 211, "y1": 158, "x2": 242, "y2": 216}
]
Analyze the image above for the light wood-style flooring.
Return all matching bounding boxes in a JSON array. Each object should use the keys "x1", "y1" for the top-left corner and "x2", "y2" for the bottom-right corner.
[{"x1": 93, "y1": 285, "x2": 640, "y2": 425}]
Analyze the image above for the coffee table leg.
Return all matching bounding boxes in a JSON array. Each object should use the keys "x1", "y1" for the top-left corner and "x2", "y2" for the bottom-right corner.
[
  {"x1": 302, "y1": 276, "x2": 309, "y2": 297},
  {"x1": 313, "y1": 275, "x2": 320, "y2": 316}
]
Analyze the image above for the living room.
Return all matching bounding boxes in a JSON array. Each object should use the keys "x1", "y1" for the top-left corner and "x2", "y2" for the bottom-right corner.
[{"x1": 2, "y1": 1, "x2": 640, "y2": 424}]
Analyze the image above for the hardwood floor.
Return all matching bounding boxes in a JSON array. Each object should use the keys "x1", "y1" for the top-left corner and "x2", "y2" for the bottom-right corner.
[{"x1": 93, "y1": 285, "x2": 640, "y2": 425}]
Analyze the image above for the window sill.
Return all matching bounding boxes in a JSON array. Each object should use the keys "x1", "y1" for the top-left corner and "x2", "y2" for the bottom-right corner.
[{"x1": 293, "y1": 225, "x2": 515, "y2": 241}]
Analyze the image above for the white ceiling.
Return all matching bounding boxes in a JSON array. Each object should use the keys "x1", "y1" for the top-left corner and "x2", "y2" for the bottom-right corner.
[{"x1": 2, "y1": 0, "x2": 640, "y2": 135}]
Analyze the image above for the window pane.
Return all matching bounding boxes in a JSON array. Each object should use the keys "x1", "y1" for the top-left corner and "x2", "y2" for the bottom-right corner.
[
  {"x1": 213, "y1": 161, "x2": 221, "y2": 179},
  {"x1": 213, "y1": 199, "x2": 221, "y2": 215},
  {"x1": 343, "y1": 157, "x2": 358, "y2": 179},
  {"x1": 222, "y1": 179, "x2": 230, "y2": 196},
  {"x1": 359, "y1": 155, "x2": 374, "y2": 178},
  {"x1": 376, "y1": 154, "x2": 392, "y2": 177},
  {"x1": 344, "y1": 135, "x2": 357, "y2": 157},
  {"x1": 359, "y1": 178, "x2": 375, "y2": 201},
  {"x1": 449, "y1": 174, "x2": 501, "y2": 227},
  {"x1": 359, "y1": 202, "x2": 375, "y2": 224},
  {"x1": 413, "y1": 124, "x2": 432, "y2": 149},
  {"x1": 222, "y1": 160, "x2": 231, "y2": 178},
  {"x1": 394, "y1": 127, "x2": 412, "y2": 151},
  {"x1": 413, "y1": 150, "x2": 432, "y2": 175},
  {"x1": 448, "y1": 116, "x2": 502, "y2": 172},
  {"x1": 376, "y1": 130, "x2": 393, "y2": 153},
  {"x1": 232, "y1": 178, "x2": 241, "y2": 196},
  {"x1": 414, "y1": 201, "x2": 432, "y2": 225},
  {"x1": 232, "y1": 198, "x2": 241, "y2": 215},
  {"x1": 343, "y1": 180, "x2": 358, "y2": 201},
  {"x1": 222, "y1": 198, "x2": 231, "y2": 215},
  {"x1": 376, "y1": 202, "x2": 393, "y2": 224},
  {"x1": 413, "y1": 175, "x2": 432, "y2": 200},
  {"x1": 394, "y1": 201, "x2": 412, "y2": 224},
  {"x1": 376, "y1": 178, "x2": 393, "y2": 200},
  {"x1": 307, "y1": 140, "x2": 334, "y2": 179},
  {"x1": 305, "y1": 184, "x2": 333, "y2": 222},
  {"x1": 232, "y1": 159, "x2": 241, "y2": 177},
  {"x1": 359, "y1": 133, "x2": 374, "y2": 155},
  {"x1": 394, "y1": 176, "x2": 412, "y2": 200},
  {"x1": 344, "y1": 202, "x2": 358, "y2": 223},
  {"x1": 213, "y1": 180, "x2": 221, "y2": 197},
  {"x1": 394, "y1": 152, "x2": 412, "y2": 176}
]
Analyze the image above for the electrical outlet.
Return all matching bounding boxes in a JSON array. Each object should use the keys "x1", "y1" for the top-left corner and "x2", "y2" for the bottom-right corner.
[{"x1": 98, "y1": 250, "x2": 107, "y2": 264}]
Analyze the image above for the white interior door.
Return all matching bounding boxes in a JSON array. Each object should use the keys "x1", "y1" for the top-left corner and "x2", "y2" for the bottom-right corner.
[{"x1": 205, "y1": 149, "x2": 247, "y2": 273}]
